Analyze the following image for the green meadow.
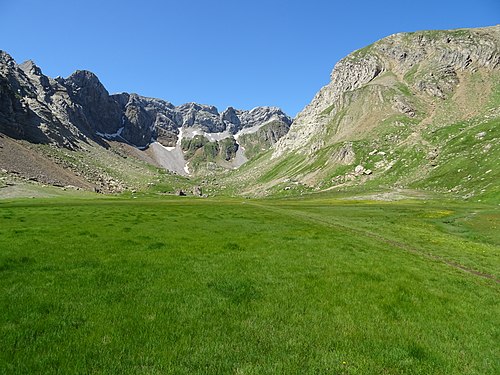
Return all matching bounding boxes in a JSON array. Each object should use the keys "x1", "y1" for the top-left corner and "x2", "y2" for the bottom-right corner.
[{"x1": 0, "y1": 196, "x2": 498, "y2": 374}]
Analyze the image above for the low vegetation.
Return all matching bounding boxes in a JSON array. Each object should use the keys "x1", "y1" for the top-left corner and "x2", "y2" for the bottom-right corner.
[{"x1": 0, "y1": 195, "x2": 498, "y2": 374}]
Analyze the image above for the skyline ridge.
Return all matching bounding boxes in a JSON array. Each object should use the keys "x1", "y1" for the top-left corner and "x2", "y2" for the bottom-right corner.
[{"x1": 1, "y1": 0, "x2": 499, "y2": 116}]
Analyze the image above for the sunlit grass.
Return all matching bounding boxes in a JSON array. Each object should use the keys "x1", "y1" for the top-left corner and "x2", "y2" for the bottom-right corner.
[{"x1": 0, "y1": 196, "x2": 498, "y2": 374}]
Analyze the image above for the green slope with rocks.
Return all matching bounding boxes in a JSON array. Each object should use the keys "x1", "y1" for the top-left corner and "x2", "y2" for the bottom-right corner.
[{"x1": 221, "y1": 26, "x2": 499, "y2": 201}]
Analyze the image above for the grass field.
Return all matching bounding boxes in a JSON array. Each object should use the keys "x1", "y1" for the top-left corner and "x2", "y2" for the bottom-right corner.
[{"x1": 0, "y1": 195, "x2": 498, "y2": 374}]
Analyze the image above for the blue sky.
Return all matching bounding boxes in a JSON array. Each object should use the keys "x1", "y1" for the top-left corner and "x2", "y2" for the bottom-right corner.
[{"x1": 1, "y1": 0, "x2": 498, "y2": 116}]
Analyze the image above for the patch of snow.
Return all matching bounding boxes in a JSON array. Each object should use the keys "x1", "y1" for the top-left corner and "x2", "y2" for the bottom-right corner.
[
  {"x1": 96, "y1": 127, "x2": 124, "y2": 139},
  {"x1": 181, "y1": 126, "x2": 232, "y2": 142},
  {"x1": 234, "y1": 123, "x2": 263, "y2": 139},
  {"x1": 231, "y1": 142, "x2": 248, "y2": 168},
  {"x1": 149, "y1": 141, "x2": 189, "y2": 176},
  {"x1": 204, "y1": 131, "x2": 232, "y2": 142},
  {"x1": 176, "y1": 128, "x2": 183, "y2": 146}
]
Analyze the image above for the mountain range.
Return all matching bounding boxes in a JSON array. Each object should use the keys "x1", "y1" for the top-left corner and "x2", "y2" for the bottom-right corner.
[{"x1": 0, "y1": 25, "x2": 499, "y2": 200}]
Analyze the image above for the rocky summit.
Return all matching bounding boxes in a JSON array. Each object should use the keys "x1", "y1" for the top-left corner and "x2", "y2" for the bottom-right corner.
[{"x1": 0, "y1": 25, "x2": 499, "y2": 200}]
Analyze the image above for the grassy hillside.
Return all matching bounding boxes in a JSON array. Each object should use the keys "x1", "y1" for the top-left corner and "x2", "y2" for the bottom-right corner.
[
  {"x1": 221, "y1": 28, "x2": 500, "y2": 200},
  {"x1": 0, "y1": 136, "x2": 195, "y2": 197},
  {"x1": 0, "y1": 196, "x2": 498, "y2": 374}
]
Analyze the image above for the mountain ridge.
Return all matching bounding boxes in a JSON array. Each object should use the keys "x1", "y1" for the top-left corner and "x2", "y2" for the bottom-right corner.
[
  {"x1": 1, "y1": 25, "x2": 499, "y2": 199},
  {"x1": 2, "y1": 56, "x2": 292, "y2": 149}
]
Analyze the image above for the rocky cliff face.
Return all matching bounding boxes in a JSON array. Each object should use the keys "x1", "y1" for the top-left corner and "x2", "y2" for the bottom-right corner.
[
  {"x1": 273, "y1": 25, "x2": 500, "y2": 158},
  {"x1": 0, "y1": 51, "x2": 291, "y2": 151},
  {"x1": 0, "y1": 53, "x2": 83, "y2": 148}
]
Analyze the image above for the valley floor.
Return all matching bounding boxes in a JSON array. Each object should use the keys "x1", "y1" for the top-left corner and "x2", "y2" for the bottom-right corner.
[{"x1": 0, "y1": 195, "x2": 498, "y2": 374}]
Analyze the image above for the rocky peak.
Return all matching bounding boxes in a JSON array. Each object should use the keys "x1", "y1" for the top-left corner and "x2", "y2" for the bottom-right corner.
[
  {"x1": 18, "y1": 60, "x2": 52, "y2": 92},
  {"x1": 60, "y1": 70, "x2": 123, "y2": 136},
  {"x1": 63, "y1": 70, "x2": 107, "y2": 93},
  {"x1": 178, "y1": 102, "x2": 219, "y2": 116},
  {"x1": 239, "y1": 106, "x2": 292, "y2": 128},
  {"x1": 123, "y1": 94, "x2": 175, "y2": 110},
  {"x1": 221, "y1": 106, "x2": 241, "y2": 126},
  {"x1": 19, "y1": 60, "x2": 43, "y2": 76},
  {"x1": 0, "y1": 50, "x2": 15, "y2": 68},
  {"x1": 176, "y1": 103, "x2": 225, "y2": 132}
]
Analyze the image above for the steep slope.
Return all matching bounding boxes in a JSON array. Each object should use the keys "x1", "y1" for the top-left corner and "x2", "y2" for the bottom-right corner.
[{"x1": 227, "y1": 25, "x2": 500, "y2": 201}]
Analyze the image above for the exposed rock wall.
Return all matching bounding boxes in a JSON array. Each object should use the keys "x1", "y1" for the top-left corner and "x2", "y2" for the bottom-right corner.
[{"x1": 0, "y1": 51, "x2": 292, "y2": 150}]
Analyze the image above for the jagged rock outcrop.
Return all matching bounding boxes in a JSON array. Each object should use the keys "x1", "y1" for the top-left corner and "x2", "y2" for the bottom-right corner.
[
  {"x1": 273, "y1": 25, "x2": 500, "y2": 157},
  {"x1": 0, "y1": 53, "x2": 85, "y2": 148},
  {"x1": 218, "y1": 137, "x2": 239, "y2": 161},
  {"x1": 0, "y1": 50, "x2": 291, "y2": 151},
  {"x1": 63, "y1": 70, "x2": 123, "y2": 136},
  {"x1": 221, "y1": 107, "x2": 241, "y2": 128}
]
